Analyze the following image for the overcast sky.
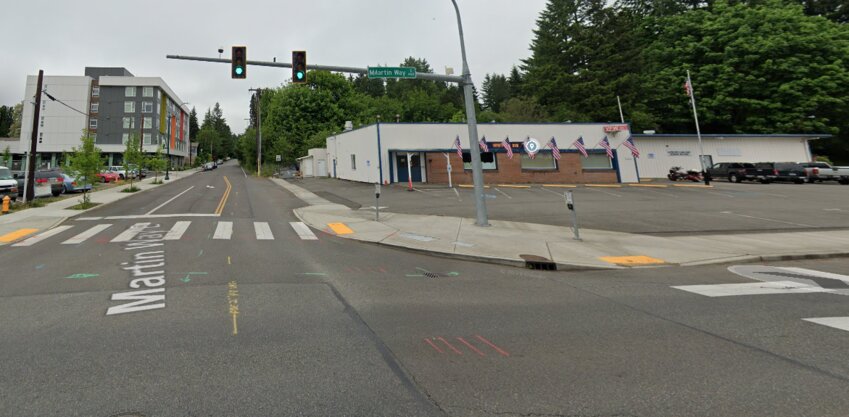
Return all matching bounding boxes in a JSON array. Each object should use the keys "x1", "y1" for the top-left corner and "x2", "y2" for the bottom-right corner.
[{"x1": 1, "y1": 0, "x2": 548, "y2": 134}]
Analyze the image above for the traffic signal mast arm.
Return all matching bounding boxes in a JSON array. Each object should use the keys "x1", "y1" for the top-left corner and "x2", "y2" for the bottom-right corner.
[{"x1": 166, "y1": 54, "x2": 464, "y2": 83}]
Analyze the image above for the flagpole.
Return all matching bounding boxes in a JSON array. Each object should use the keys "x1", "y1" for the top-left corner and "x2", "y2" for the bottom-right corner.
[
  {"x1": 617, "y1": 95, "x2": 625, "y2": 124},
  {"x1": 687, "y1": 70, "x2": 709, "y2": 185}
]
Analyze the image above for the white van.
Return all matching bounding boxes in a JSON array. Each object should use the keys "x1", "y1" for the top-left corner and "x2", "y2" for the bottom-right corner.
[{"x1": 0, "y1": 166, "x2": 19, "y2": 202}]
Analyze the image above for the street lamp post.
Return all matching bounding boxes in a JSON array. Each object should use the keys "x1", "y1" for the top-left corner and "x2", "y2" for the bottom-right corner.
[
  {"x1": 450, "y1": 0, "x2": 489, "y2": 226},
  {"x1": 165, "y1": 114, "x2": 172, "y2": 180}
]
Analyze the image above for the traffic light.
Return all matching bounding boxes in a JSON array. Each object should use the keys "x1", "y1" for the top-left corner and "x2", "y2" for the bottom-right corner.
[
  {"x1": 292, "y1": 50, "x2": 306, "y2": 83},
  {"x1": 232, "y1": 46, "x2": 246, "y2": 79}
]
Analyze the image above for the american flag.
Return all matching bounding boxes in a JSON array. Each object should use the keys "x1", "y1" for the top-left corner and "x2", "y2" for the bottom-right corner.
[
  {"x1": 572, "y1": 136, "x2": 588, "y2": 158},
  {"x1": 548, "y1": 137, "x2": 561, "y2": 160},
  {"x1": 502, "y1": 136, "x2": 514, "y2": 159},
  {"x1": 622, "y1": 136, "x2": 640, "y2": 158},
  {"x1": 684, "y1": 79, "x2": 692, "y2": 97},
  {"x1": 598, "y1": 137, "x2": 614, "y2": 159},
  {"x1": 479, "y1": 136, "x2": 489, "y2": 152},
  {"x1": 454, "y1": 136, "x2": 463, "y2": 159}
]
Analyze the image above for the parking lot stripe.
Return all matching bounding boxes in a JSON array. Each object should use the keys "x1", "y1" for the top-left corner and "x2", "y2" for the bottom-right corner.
[
  {"x1": 475, "y1": 335, "x2": 511, "y2": 357},
  {"x1": 290, "y1": 222, "x2": 319, "y2": 240},
  {"x1": 497, "y1": 184, "x2": 531, "y2": 188},
  {"x1": 542, "y1": 184, "x2": 577, "y2": 188},
  {"x1": 213, "y1": 221, "x2": 233, "y2": 240},
  {"x1": 13, "y1": 226, "x2": 74, "y2": 247},
  {"x1": 0, "y1": 228, "x2": 39, "y2": 243},
  {"x1": 164, "y1": 221, "x2": 191, "y2": 240},
  {"x1": 458, "y1": 184, "x2": 490, "y2": 189},
  {"x1": 437, "y1": 337, "x2": 463, "y2": 355},
  {"x1": 720, "y1": 211, "x2": 815, "y2": 228},
  {"x1": 494, "y1": 188, "x2": 513, "y2": 199},
  {"x1": 110, "y1": 223, "x2": 150, "y2": 243},
  {"x1": 456, "y1": 337, "x2": 486, "y2": 356},
  {"x1": 253, "y1": 222, "x2": 275, "y2": 240},
  {"x1": 540, "y1": 187, "x2": 567, "y2": 197},
  {"x1": 673, "y1": 184, "x2": 714, "y2": 188},
  {"x1": 62, "y1": 224, "x2": 112, "y2": 244},
  {"x1": 628, "y1": 184, "x2": 668, "y2": 188},
  {"x1": 585, "y1": 184, "x2": 622, "y2": 188},
  {"x1": 585, "y1": 187, "x2": 623, "y2": 197},
  {"x1": 327, "y1": 223, "x2": 354, "y2": 235}
]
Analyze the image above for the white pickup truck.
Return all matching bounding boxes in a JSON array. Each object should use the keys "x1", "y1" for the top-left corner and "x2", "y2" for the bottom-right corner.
[{"x1": 800, "y1": 162, "x2": 849, "y2": 184}]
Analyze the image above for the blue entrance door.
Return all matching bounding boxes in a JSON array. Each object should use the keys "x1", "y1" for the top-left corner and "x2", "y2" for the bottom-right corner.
[{"x1": 396, "y1": 154, "x2": 422, "y2": 183}]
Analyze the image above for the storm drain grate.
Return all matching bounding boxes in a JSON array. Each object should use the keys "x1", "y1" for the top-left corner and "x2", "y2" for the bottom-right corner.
[
  {"x1": 424, "y1": 272, "x2": 444, "y2": 278},
  {"x1": 520, "y1": 254, "x2": 558, "y2": 271}
]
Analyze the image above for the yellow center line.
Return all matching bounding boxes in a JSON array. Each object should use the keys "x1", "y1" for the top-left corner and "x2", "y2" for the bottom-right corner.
[
  {"x1": 215, "y1": 176, "x2": 232, "y2": 215},
  {"x1": 0, "y1": 228, "x2": 38, "y2": 243}
]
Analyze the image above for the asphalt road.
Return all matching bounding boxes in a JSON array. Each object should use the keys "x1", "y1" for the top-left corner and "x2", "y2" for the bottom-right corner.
[
  {"x1": 1, "y1": 161, "x2": 848, "y2": 416},
  {"x1": 293, "y1": 177, "x2": 849, "y2": 235}
]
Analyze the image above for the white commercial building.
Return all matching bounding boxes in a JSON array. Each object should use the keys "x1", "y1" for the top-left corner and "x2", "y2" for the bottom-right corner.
[{"x1": 296, "y1": 148, "x2": 328, "y2": 177}]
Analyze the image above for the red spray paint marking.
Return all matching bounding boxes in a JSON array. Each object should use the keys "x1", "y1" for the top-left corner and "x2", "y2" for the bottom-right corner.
[
  {"x1": 475, "y1": 335, "x2": 510, "y2": 357},
  {"x1": 424, "y1": 338, "x2": 444, "y2": 353},
  {"x1": 437, "y1": 337, "x2": 462, "y2": 355},
  {"x1": 456, "y1": 337, "x2": 486, "y2": 357}
]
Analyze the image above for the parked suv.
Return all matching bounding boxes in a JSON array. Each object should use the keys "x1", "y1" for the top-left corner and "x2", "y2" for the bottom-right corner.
[
  {"x1": 0, "y1": 166, "x2": 19, "y2": 202},
  {"x1": 706, "y1": 162, "x2": 775, "y2": 183},
  {"x1": 754, "y1": 162, "x2": 806, "y2": 184}
]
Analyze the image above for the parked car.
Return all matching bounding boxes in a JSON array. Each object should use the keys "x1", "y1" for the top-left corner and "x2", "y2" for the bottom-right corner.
[
  {"x1": 753, "y1": 162, "x2": 806, "y2": 184},
  {"x1": 707, "y1": 162, "x2": 776, "y2": 183},
  {"x1": 0, "y1": 166, "x2": 19, "y2": 202},
  {"x1": 12, "y1": 170, "x2": 65, "y2": 197},
  {"x1": 202, "y1": 162, "x2": 215, "y2": 171},
  {"x1": 800, "y1": 162, "x2": 849, "y2": 184},
  {"x1": 107, "y1": 165, "x2": 135, "y2": 180},
  {"x1": 60, "y1": 173, "x2": 93, "y2": 193},
  {"x1": 96, "y1": 170, "x2": 120, "y2": 183}
]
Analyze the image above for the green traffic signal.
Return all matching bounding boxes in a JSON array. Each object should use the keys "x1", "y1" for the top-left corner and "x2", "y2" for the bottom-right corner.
[
  {"x1": 235, "y1": 66, "x2": 244, "y2": 76},
  {"x1": 296, "y1": 71, "x2": 304, "y2": 80},
  {"x1": 292, "y1": 50, "x2": 306, "y2": 83},
  {"x1": 231, "y1": 46, "x2": 246, "y2": 79}
]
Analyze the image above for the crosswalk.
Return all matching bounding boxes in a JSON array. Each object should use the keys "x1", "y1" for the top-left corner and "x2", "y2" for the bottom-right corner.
[{"x1": 9, "y1": 220, "x2": 319, "y2": 247}]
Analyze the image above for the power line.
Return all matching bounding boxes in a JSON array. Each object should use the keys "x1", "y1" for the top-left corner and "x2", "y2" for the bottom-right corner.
[{"x1": 42, "y1": 90, "x2": 89, "y2": 117}]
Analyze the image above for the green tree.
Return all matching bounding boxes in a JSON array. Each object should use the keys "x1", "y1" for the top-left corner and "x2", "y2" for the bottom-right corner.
[
  {"x1": 122, "y1": 134, "x2": 143, "y2": 191},
  {"x1": 0, "y1": 106, "x2": 13, "y2": 137},
  {"x1": 2, "y1": 146, "x2": 10, "y2": 167},
  {"x1": 8, "y1": 102, "x2": 23, "y2": 139},
  {"x1": 146, "y1": 145, "x2": 167, "y2": 183},
  {"x1": 67, "y1": 133, "x2": 103, "y2": 206},
  {"x1": 481, "y1": 73, "x2": 512, "y2": 112}
]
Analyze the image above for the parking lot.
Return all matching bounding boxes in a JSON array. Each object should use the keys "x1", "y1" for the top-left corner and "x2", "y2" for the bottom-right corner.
[{"x1": 293, "y1": 178, "x2": 849, "y2": 235}]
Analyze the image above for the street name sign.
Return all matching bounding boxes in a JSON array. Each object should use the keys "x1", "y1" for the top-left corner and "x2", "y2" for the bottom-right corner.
[{"x1": 368, "y1": 67, "x2": 417, "y2": 79}]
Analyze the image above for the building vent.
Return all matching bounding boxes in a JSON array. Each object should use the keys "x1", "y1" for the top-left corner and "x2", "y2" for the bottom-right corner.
[{"x1": 344, "y1": 121, "x2": 353, "y2": 131}]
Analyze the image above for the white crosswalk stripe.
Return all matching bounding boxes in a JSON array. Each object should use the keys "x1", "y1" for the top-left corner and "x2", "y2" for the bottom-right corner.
[
  {"x1": 62, "y1": 224, "x2": 112, "y2": 245},
  {"x1": 254, "y1": 222, "x2": 274, "y2": 240},
  {"x1": 13, "y1": 226, "x2": 75, "y2": 247},
  {"x1": 803, "y1": 317, "x2": 849, "y2": 333},
  {"x1": 111, "y1": 223, "x2": 151, "y2": 243},
  {"x1": 213, "y1": 221, "x2": 233, "y2": 240},
  {"x1": 164, "y1": 221, "x2": 191, "y2": 240},
  {"x1": 290, "y1": 222, "x2": 318, "y2": 240}
]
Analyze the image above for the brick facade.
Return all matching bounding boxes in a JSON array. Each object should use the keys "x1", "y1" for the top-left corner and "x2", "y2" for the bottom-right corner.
[{"x1": 425, "y1": 151, "x2": 618, "y2": 184}]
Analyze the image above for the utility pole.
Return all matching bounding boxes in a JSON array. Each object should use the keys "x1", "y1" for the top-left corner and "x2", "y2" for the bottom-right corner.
[
  {"x1": 165, "y1": 114, "x2": 172, "y2": 180},
  {"x1": 25, "y1": 70, "x2": 44, "y2": 202},
  {"x1": 250, "y1": 88, "x2": 262, "y2": 176}
]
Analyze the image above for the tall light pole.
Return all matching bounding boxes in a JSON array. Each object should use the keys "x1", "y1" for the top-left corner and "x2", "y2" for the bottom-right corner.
[{"x1": 450, "y1": 0, "x2": 488, "y2": 226}]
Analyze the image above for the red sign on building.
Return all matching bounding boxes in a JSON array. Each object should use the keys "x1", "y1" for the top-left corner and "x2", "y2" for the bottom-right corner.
[{"x1": 603, "y1": 124, "x2": 629, "y2": 133}]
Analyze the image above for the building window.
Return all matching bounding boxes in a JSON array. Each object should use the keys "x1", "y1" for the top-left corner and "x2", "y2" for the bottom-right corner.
[
  {"x1": 124, "y1": 101, "x2": 135, "y2": 113},
  {"x1": 89, "y1": 119, "x2": 98, "y2": 129},
  {"x1": 143, "y1": 117, "x2": 152, "y2": 129},
  {"x1": 92, "y1": 86, "x2": 100, "y2": 97},
  {"x1": 462, "y1": 152, "x2": 498, "y2": 170},
  {"x1": 351, "y1": 154, "x2": 356, "y2": 170},
  {"x1": 40, "y1": 116, "x2": 44, "y2": 127},
  {"x1": 125, "y1": 86, "x2": 136, "y2": 97},
  {"x1": 582, "y1": 154, "x2": 613, "y2": 169},
  {"x1": 521, "y1": 153, "x2": 557, "y2": 170},
  {"x1": 143, "y1": 133, "x2": 152, "y2": 145},
  {"x1": 123, "y1": 117, "x2": 135, "y2": 129},
  {"x1": 90, "y1": 103, "x2": 98, "y2": 113},
  {"x1": 38, "y1": 132, "x2": 43, "y2": 143},
  {"x1": 143, "y1": 87, "x2": 154, "y2": 97},
  {"x1": 142, "y1": 102, "x2": 153, "y2": 113},
  {"x1": 122, "y1": 133, "x2": 130, "y2": 144}
]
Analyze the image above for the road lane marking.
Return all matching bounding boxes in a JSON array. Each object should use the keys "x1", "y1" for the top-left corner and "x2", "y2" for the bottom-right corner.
[
  {"x1": 110, "y1": 223, "x2": 151, "y2": 243},
  {"x1": 241, "y1": 167, "x2": 247, "y2": 178},
  {"x1": 227, "y1": 281, "x2": 239, "y2": 336},
  {"x1": 453, "y1": 188, "x2": 461, "y2": 201},
  {"x1": 290, "y1": 222, "x2": 318, "y2": 240},
  {"x1": 253, "y1": 222, "x2": 274, "y2": 240},
  {"x1": 540, "y1": 187, "x2": 567, "y2": 197},
  {"x1": 0, "y1": 228, "x2": 39, "y2": 243},
  {"x1": 672, "y1": 281, "x2": 833, "y2": 297},
  {"x1": 476, "y1": 335, "x2": 511, "y2": 357},
  {"x1": 720, "y1": 211, "x2": 815, "y2": 228},
  {"x1": 213, "y1": 222, "x2": 233, "y2": 240},
  {"x1": 145, "y1": 186, "x2": 195, "y2": 215},
  {"x1": 164, "y1": 221, "x2": 191, "y2": 240},
  {"x1": 803, "y1": 317, "x2": 849, "y2": 333},
  {"x1": 12, "y1": 226, "x2": 74, "y2": 247},
  {"x1": 456, "y1": 337, "x2": 486, "y2": 356},
  {"x1": 214, "y1": 176, "x2": 232, "y2": 215},
  {"x1": 76, "y1": 217, "x2": 103, "y2": 221},
  {"x1": 228, "y1": 256, "x2": 231, "y2": 265},
  {"x1": 327, "y1": 223, "x2": 354, "y2": 235},
  {"x1": 599, "y1": 255, "x2": 666, "y2": 266},
  {"x1": 62, "y1": 224, "x2": 112, "y2": 244}
]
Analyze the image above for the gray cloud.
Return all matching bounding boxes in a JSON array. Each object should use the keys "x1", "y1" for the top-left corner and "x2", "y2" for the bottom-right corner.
[{"x1": 1, "y1": 0, "x2": 547, "y2": 134}]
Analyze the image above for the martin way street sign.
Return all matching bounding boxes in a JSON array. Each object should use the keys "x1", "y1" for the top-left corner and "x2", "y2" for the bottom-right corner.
[{"x1": 368, "y1": 67, "x2": 417, "y2": 79}]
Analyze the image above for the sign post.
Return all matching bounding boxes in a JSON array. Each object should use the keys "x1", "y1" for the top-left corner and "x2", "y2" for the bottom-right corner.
[
  {"x1": 375, "y1": 183, "x2": 381, "y2": 221},
  {"x1": 565, "y1": 191, "x2": 581, "y2": 241},
  {"x1": 444, "y1": 153, "x2": 453, "y2": 188},
  {"x1": 406, "y1": 152, "x2": 414, "y2": 192}
]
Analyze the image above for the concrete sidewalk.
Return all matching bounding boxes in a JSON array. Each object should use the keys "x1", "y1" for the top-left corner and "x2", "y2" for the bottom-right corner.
[
  {"x1": 0, "y1": 170, "x2": 198, "y2": 245},
  {"x1": 276, "y1": 179, "x2": 849, "y2": 269}
]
